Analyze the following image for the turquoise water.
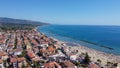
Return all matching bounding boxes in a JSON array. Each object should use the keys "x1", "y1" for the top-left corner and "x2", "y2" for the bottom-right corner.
[{"x1": 37, "y1": 25, "x2": 120, "y2": 55}]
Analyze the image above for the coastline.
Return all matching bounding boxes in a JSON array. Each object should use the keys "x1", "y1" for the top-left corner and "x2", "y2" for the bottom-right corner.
[
  {"x1": 35, "y1": 26, "x2": 120, "y2": 66},
  {"x1": 51, "y1": 37, "x2": 120, "y2": 66}
]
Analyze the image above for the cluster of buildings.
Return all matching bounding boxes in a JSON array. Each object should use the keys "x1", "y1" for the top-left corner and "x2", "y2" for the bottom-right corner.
[
  {"x1": 0, "y1": 30, "x2": 77, "y2": 68},
  {"x1": 0, "y1": 30, "x2": 118, "y2": 68}
]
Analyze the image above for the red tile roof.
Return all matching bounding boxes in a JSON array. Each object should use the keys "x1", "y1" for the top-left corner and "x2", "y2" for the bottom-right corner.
[
  {"x1": 14, "y1": 48, "x2": 22, "y2": 52},
  {"x1": 0, "y1": 52, "x2": 7, "y2": 56},
  {"x1": 47, "y1": 46, "x2": 56, "y2": 51},
  {"x1": 44, "y1": 61, "x2": 61, "y2": 68},
  {"x1": 27, "y1": 52, "x2": 35, "y2": 58},
  {"x1": 0, "y1": 59, "x2": 3, "y2": 63},
  {"x1": 41, "y1": 42, "x2": 49, "y2": 44},
  {"x1": 32, "y1": 57, "x2": 40, "y2": 61},
  {"x1": 40, "y1": 46, "x2": 56, "y2": 53},
  {"x1": 0, "y1": 39, "x2": 5, "y2": 44},
  {"x1": 10, "y1": 58, "x2": 17, "y2": 63},
  {"x1": 31, "y1": 39, "x2": 38, "y2": 45},
  {"x1": 17, "y1": 57, "x2": 26, "y2": 63},
  {"x1": 89, "y1": 63, "x2": 100, "y2": 68},
  {"x1": 61, "y1": 61, "x2": 76, "y2": 67}
]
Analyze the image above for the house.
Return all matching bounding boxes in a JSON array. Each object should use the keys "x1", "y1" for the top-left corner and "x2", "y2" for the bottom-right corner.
[
  {"x1": 31, "y1": 39, "x2": 39, "y2": 46},
  {"x1": 0, "y1": 39, "x2": 6, "y2": 47},
  {"x1": 61, "y1": 61, "x2": 77, "y2": 68},
  {"x1": 17, "y1": 57, "x2": 26, "y2": 63},
  {"x1": 17, "y1": 57, "x2": 26, "y2": 68},
  {"x1": 69, "y1": 54, "x2": 77, "y2": 61},
  {"x1": 14, "y1": 48, "x2": 23, "y2": 55},
  {"x1": 17, "y1": 39, "x2": 22, "y2": 48},
  {"x1": 24, "y1": 39, "x2": 29, "y2": 45},
  {"x1": 53, "y1": 44, "x2": 60, "y2": 49},
  {"x1": 7, "y1": 39, "x2": 15, "y2": 49},
  {"x1": 40, "y1": 46, "x2": 56, "y2": 56},
  {"x1": 10, "y1": 57, "x2": 18, "y2": 68},
  {"x1": 61, "y1": 46, "x2": 69, "y2": 52},
  {"x1": 49, "y1": 56, "x2": 68, "y2": 62},
  {"x1": 32, "y1": 56, "x2": 41, "y2": 62},
  {"x1": 0, "y1": 59, "x2": 4, "y2": 68},
  {"x1": 0, "y1": 52, "x2": 8, "y2": 60},
  {"x1": 88, "y1": 62, "x2": 100, "y2": 68},
  {"x1": 44, "y1": 61, "x2": 61, "y2": 68},
  {"x1": 40, "y1": 42, "x2": 49, "y2": 47},
  {"x1": 26, "y1": 51, "x2": 35, "y2": 61},
  {"x1": 33, "y1": 46, "x2": 39, "y2": 54}
]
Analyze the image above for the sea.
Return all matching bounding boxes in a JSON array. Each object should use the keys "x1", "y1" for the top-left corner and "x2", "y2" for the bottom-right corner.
[{"x1": 37, "y1": 25, "x2": 120, "y2": 55}]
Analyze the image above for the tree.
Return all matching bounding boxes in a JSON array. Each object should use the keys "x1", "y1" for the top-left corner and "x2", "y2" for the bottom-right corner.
[
  {"x1": 33, "y1": 61, "x2": 40, "y2": 68},
  {"x1": 3, "y1": 60, "x2": 7, "y2": 68},
  {"x1": 84, "y1": 52, "x2": 91, "y2": 65},
  {"x1": 97, "y1": 59, "x2": 101, "y2": 64},
  {"x1": 113, "y1": 63, "x2": 118, "y2": 67},
  {"x1": 74, "y1": 62, "x2": 81, "y2": 67},
  {"x1": 13, "y1": 37, "x2": 17, "y2": 49}
]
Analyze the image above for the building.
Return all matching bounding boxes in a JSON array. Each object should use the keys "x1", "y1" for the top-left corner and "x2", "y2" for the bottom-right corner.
[
  {"x1": 0, "y1": 59, "x2": 4, "y2": 68},
  {"x1": 88, "y1": 62, "x2": 100, "y2": 68},
  {"x1": 40, "y1": 46, "x2": 56, "y2": 56},
  {"x1": 44, "y1": 61, "x2": 61, "y2": 68},
  {"x1": 61, "y1": 61, "x2": 77, "y2": 68},
  {"x1": 0, "y1": 52, "x2": 8, "y2": 60},
  {"x1": 10, "y1": 57, "x2": 18, "y2": 68},
  {"x1": 26, "y1": 51, "x2": 35, "y2": 61},
  {"x1": 17, "y1": 57, "x2": 26, "y2": 68}
]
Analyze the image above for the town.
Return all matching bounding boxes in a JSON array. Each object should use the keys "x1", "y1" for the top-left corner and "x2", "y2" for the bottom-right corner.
[{"x1": 0, "y1": 29, "x2": 119, "y2": 68}]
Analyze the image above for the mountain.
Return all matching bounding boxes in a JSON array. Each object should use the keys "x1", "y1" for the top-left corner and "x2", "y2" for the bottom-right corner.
[{"x1": 0, "y1": 17, "x2": 49, "y2": 26}]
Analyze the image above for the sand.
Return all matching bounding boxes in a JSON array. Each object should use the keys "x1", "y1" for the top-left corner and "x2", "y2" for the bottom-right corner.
[{"x1": 53, "y1": 38, "x2": 120, "y2": 66}]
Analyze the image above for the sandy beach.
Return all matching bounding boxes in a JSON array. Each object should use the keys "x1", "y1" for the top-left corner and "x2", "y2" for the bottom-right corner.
[
  {"x1": 51, "y1": 37, "x2": 120, "y2": 67},
  {"x1": 67, "y1": 44, "x2": 120, "y2": 63}
]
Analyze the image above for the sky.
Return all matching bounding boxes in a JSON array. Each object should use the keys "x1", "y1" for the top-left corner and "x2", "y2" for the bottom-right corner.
[{"x1": 0, "y1": 0, "x2": 120, "y2": 25}]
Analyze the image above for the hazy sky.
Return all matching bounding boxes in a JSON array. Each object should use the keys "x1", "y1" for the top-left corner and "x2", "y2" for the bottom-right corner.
[{"x1": 0, "y1": 0, "x2": 120, "y2": 25}]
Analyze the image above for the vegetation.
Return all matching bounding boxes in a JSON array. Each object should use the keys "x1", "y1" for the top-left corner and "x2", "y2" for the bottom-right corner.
[
  {"x1": 113, "y1": 63, "x2": 118, "y2": 67},
  {"x1": 0, "y1": 17, "x2": 49, "y2": 31},
  {"x1": 84, "y1": 52, "x2": 91, "y2": 65},
  {"x1": 3, "y1": 60, "x2": 7, "y2": 68},
  {"x1": 33, "y1": 61, "x2": 40, "y2": 68},
  {"x1": 74, "y1": 62, "x2": 81, "y2": 67},
  {"x1": 0, "y1": 23, "x2": 37, "y2": 31},
  {"x1": 13, "y1": 37, "x2": 17, "y2": 49},
  {"x1": 97, "y1": 59, "x2": 101, "y2": 64}
]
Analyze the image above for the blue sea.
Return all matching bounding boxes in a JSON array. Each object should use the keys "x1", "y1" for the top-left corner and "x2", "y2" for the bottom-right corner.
[{"x1": 37, "y1": 25, "x2": 120, "y2": 55}]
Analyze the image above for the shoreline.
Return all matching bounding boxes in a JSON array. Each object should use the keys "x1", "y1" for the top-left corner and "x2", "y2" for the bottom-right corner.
[
  {"x1": 35, "y1": 26, "x2": 120, "y2": 66},
  {"x1": 51, "y1": 37, "x2": 120, "y2": 66}
]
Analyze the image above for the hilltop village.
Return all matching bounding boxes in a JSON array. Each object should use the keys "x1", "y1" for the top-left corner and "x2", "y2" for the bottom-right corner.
[{"x1": 0, "y1": 29, "x2": 119, "y2": 68}]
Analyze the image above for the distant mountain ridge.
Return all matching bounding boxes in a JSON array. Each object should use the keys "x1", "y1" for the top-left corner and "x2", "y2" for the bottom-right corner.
[{"x1": 0, "y1": 17, "x2": 49, "y2": 26}]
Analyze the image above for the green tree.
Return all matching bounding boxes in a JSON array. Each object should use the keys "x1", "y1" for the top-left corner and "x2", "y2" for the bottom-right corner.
[
  {"x1": 3, "y1": 60, "x2": 7, "y2": 68},
  {"x1": 84, "y1": 52, "x2": 91, "y2": 64},
  {"x1": 34, "y1": 61, "x2": 40, "y2": 68},
  {"x1": 113, "y1": 63, "x2": 118, "y2": 67},
  {"x1": 97, "y1": 59, "x2": 101, "y2": 64},
  {"x1": 13, "y1": 37, "x2": 17, "y2": 49},
  {"x1": 74, "y1": 62, "x2": 81, "y2": 67}
]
